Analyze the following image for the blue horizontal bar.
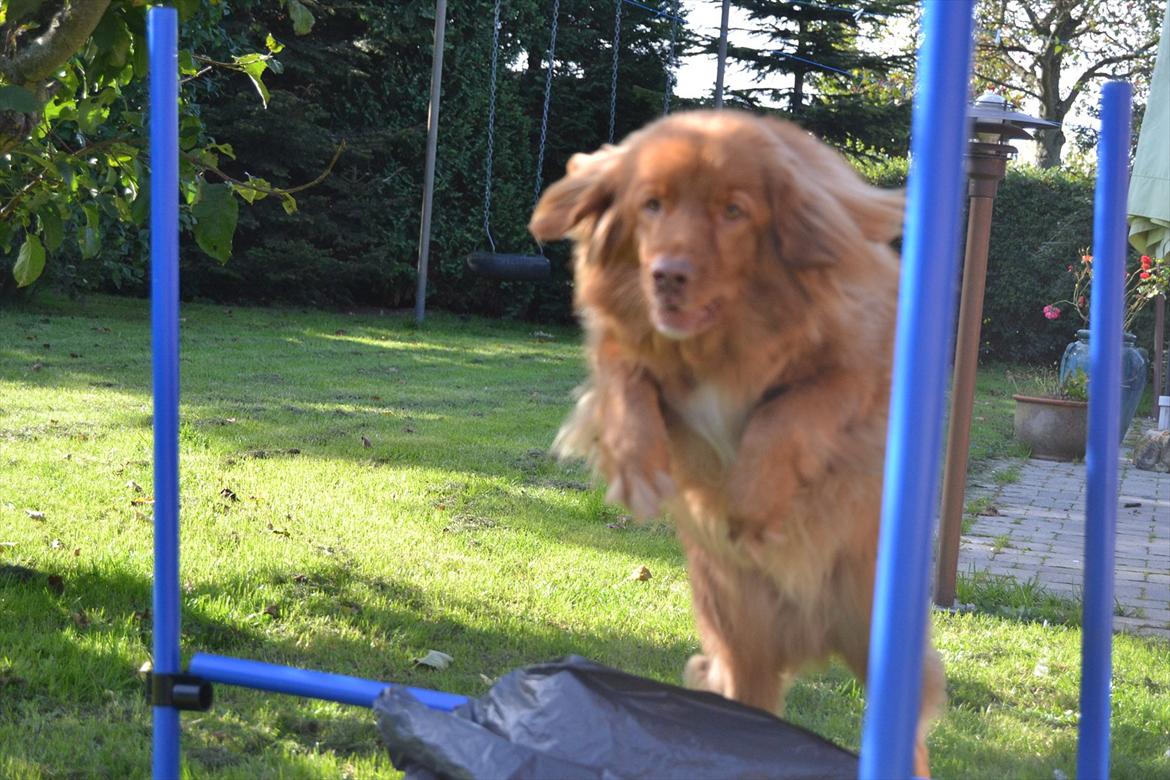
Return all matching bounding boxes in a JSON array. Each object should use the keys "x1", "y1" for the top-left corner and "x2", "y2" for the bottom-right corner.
[{"x1": 189, "y1": 653, "x2": 469, "y2": 712}]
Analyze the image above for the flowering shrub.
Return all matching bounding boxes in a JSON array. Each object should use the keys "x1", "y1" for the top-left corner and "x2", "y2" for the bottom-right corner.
[{"x1": 1043, "y1": 250, "x2": 1170, "y2": 333}]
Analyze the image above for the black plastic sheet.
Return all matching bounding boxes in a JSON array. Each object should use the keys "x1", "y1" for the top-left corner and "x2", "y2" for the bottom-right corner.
[{"x1": 375, "y1": 656, "x2": 858, "y2": 780}]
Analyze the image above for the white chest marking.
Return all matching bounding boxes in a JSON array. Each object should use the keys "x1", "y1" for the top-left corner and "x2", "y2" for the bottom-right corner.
[{"x1": 680, "y1": 384, "x2": 744, "y2": 465}]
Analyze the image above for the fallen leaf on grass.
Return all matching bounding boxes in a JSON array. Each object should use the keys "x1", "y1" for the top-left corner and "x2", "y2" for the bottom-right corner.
[
  {"x1": 292, "y1": 573, "x2": 309, "y2": 584},
  {"x1": 31, "y1": 362, "x2": 43, "y2": 372},
  {"x1": 73, "y1": 548, "x2": 80, "y2": 557},
  {"x1": 266, "y1": 521, "x2": 290, "y2": 537},
  {"x1": 50, "y1": 539, "x2": 63, "y2": 550},
  {"x1": 127, "y1": 480, "x2": 143, "y2": 493},
  {"x1": 131, "y1": 497, "x2": 155, "y2": 506},
  {"x1": 414, "y1": 650, "x2": 453, "y2": 670},
  {"x1": 26, "y1": 510, "x2": 45, "y2": 520},
  {"x1": 630, "y1": 565, "x2": 652, "y2": 582},
  {"x1": 263, "y1": 604, "x2": 280, "y2": 619},
  {"x1": 219, "y1": 488, "x2": 239, "y2": 502}
]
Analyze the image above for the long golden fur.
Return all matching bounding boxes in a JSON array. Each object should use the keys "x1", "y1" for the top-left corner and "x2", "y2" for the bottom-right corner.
[{"x1": 530, "y1": 110, "x2": 945, "y2": 776}]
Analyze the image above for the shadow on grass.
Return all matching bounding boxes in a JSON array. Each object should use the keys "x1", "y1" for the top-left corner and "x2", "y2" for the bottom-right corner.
[{"x1": 0, "y1": 556, "x2": 698, "y2": 775}]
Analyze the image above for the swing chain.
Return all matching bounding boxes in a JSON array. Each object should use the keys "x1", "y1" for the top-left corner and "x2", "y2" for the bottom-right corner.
[
  {"x1": 609, "y1": 0, "x2": 622, "y2": 144},
  {"x1": 482, "y1": 0, "x2": 502, "y2": 252},
  {"x1": 662, "y1": 0, "x2": 681, "y2": 115},
  {"x1": 531, "y1": 0, "x2": 560, "y2": 210}
]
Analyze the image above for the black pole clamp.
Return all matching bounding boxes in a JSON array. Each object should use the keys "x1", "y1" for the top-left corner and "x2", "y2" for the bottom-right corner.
[{"x1": 147, "y1": 672, "x2": 214, "y2": 711}]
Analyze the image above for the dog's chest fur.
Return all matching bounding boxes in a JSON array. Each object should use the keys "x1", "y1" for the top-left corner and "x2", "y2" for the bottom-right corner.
[{"x1": 672, "y1": 382, "x2": 747, "y2": 466}]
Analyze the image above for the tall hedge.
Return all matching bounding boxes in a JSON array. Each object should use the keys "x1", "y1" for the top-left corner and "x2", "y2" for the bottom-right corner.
[
  {"x1": 862, "y1": 157, "x2": 1155, "y2": 365},
  {"x1": 175, "y1": 0, "x2": 679, "y2": 320}
]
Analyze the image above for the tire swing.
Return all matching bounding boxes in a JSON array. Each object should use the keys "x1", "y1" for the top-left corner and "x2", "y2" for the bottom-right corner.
[{"x1": 465, "y1": 0, "x2": 558, "y2": 283}]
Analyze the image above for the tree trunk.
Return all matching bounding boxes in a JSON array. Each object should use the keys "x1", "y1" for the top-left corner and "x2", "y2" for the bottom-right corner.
[
  {"x1": 0, "y1": 0, "x2": 112, "y2": 154},
  {"x1": 1036, "y1": 126, "x2": 1066, "y2": 169}
]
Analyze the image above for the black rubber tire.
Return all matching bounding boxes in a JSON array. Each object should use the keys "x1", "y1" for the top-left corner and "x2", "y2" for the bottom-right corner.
[{"x1": 465, "y1": 252, "x2": 551, "y2": 282}]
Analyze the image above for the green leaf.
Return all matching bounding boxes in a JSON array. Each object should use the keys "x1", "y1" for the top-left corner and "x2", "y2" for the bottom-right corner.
[
  {"x1": 208, "y1": 142, "x2": 236, "y2": 160},
  {"x1": 79, "y1": 204, "x2": 101, "y2": 259},
  {"x1": 175, "y1": 0, "x2": 202, "y2": 22},
  {"x1": 178, "y1": 50, "x2": 198, "y2": 76},
  {"x1": 233, "y1": 54, "x2": 271, "y2": 108},
  {"x1": 77, "y1": 98, "x2": 109, "y2": 134},
  {"x1": 265, "y1": 34, "x2": 285, "y2": 54},
  {"x1": 287, "y1": 0, "x2": 315, "y2": 35},
  {"x1": 192, "y1": 183, "x2": 239, "y2": 263},
  {"x1": 14, "y1": 235, "x2": 45, "y2": 287},
  {"x1": 0, "y1": 85, "x2": 39, "y2": 114},
  {"x1": 280, "y1": 192, "x2": 297, "y2": 215},
  {"x1": 38, "y1": 208, "x2": 64, "y2": 251},
  {"x1": 232, "y1": 176, "x2": 270, "y2": 204}
]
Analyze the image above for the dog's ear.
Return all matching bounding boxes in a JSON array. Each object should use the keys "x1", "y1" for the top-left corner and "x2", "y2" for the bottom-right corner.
[
  {"x1": 763, "y1": 119, "x2": 905, "y2": 267},
  {"x1": 767, "y1": 153, "x2": 867, "y2": 269},
  {"x1": 529, "y1": 145, "x2": 624, "y2": 242}
]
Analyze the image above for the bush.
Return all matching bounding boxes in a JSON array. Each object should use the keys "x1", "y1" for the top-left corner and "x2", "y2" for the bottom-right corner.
[{"x1": 856, "y1": 157, "x2": 1155, "y2": 365}]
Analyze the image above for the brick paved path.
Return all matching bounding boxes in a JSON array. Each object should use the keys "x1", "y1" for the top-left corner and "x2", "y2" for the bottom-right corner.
[{"x1": 959, "y1": 451, "x2": 1170, "y2": 639}]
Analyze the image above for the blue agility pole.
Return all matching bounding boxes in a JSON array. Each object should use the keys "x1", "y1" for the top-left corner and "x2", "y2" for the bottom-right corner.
[
  {"x1": 189, "y1": 653, "x2": 469, "y2": 711},
  {"x1": 859, "y1": 2, "x2": 975, "y2": 778},
  {"x1": 149, "y1": 7, "x2": 182, "y2": 780},
  {"x1": 1077, "y1": 80, "x2": 1131, "y2": 780}
]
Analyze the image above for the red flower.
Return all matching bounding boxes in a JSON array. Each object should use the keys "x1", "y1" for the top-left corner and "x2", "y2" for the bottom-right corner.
[
  {"x1": 1078, "y1": 296, "x2": 1086, "y2": 307},
  {"x1": 1067, "y1": 264, "x2": 1074, "y2": 273},
  {"x1": 1043, "y1": 304, "x2": 1061, "y2": 320},
  {"x1": 1141, "y1": 255, "x2": 1152, "y2": 270},
  {"x1": 1082, "y1": 254, "x2": 1093, "y2": 265},
  {"x1": 1140, "y1": 271, "x2": 1152, "y2": 280}
]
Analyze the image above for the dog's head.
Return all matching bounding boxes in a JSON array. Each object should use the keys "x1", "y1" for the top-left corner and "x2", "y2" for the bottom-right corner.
[{"x1": 530, "y1": 111, "x2": 904, "y2": 341}]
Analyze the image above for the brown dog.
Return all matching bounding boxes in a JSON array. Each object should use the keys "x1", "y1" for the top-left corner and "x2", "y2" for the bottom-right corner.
[{"x1": 530, "y1": 110, "x2": 944, "y2": 776}]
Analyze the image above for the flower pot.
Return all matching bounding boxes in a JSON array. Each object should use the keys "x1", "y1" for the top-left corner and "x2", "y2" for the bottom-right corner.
[
  {"x1": 1013, "y1": 394, "x2": 1088, "y2": 461},
  {"x1": 1058, "y1": 329, "x2": 1148, "y2": 442}
]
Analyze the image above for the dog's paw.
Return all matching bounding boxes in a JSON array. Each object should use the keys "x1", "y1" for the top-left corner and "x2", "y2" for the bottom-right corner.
[
  {"x1": 605, "y1": 468, "x2": 675, "y2": 520},
  {"x1": 683, "y1": 654, "x2": 715, "y2": 691}
]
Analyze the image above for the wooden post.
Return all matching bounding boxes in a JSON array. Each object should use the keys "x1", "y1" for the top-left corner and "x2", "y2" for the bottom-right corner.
[{"x1": 934, "y1": 145, "x2": 1009, "y2": 608}]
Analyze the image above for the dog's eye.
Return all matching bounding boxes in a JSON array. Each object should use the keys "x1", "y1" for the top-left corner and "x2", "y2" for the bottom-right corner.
[
  {"x1": 643, "y1": 198, "x2": 662, "y2": 214},
  {"x1": 724, "y1": 203, "x2": 745, "y2": 220}
]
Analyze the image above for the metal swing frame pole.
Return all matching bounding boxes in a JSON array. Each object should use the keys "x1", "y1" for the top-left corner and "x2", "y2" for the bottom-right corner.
[
  {"x1": 714, "y1": 0, "x2": 731, "y2": 108},
  {"x1": 415, "y1": 0, "x2": 449, "y2": 324}
]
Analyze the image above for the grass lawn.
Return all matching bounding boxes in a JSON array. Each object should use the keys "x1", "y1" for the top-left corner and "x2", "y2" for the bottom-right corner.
[{"x1": 2, "y1": 294, "x2": 1167, "y2": 779}]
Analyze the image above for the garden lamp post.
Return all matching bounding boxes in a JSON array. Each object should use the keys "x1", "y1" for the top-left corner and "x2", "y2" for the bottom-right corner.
[{"x1": 934, "y1": 93, "x2": 1060, "y2": 607}]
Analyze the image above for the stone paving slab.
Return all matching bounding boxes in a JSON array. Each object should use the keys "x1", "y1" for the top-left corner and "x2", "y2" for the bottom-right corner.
[{"x1": 958, "y1": 439, "x2": 1170, "y2": 640}]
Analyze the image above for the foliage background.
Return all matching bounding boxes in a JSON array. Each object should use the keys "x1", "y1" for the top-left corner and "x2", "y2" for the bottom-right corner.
[{"x1": 1, "y1": 1, "x2": 1160, "y2": 366}]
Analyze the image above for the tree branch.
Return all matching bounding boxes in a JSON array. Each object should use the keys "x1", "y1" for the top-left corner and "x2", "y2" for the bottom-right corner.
[
  {"x1": 188, "y1": 140, "x2": 347, "y2": 197},
  {"x1": 0, "y1": 1, "x2": 112, "y2": 86}
]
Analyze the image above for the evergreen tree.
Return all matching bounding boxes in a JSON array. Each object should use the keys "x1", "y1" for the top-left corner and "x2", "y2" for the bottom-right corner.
[{"x1": 718, "y1": 0, "x2": 916, "y2": 155}]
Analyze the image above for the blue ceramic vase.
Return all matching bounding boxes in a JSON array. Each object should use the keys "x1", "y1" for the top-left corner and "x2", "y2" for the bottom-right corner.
[{"x1": 1058, "y1": 329, "x2": 1148, "y2": 441}]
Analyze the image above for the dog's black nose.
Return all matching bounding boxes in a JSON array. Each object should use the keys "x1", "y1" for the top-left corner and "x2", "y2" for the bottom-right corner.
[{"x1": 651, "y1": 257, "x2": 693, "y2": 298}]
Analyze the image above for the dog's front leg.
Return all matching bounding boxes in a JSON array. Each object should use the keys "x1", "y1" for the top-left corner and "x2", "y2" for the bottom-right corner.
[
  {"x1": 727, "y1": 367, "x2": 879, "y2": 537},
  {"x1": 593, "y1": 363, "x2": 676, "y2": 519}
]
